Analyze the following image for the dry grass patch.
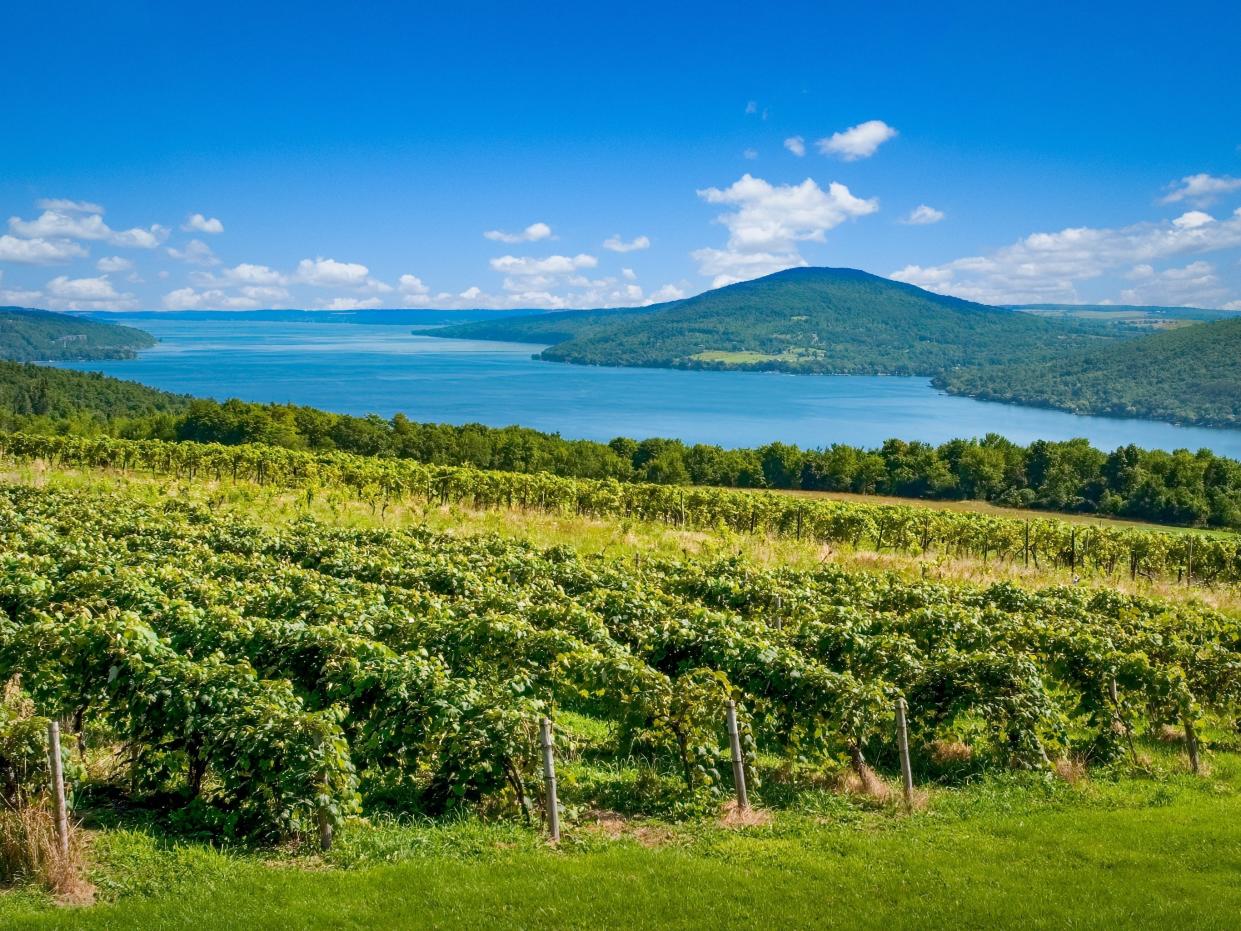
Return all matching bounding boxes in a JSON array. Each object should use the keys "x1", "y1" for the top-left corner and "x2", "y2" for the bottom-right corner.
[
  {"x1": 719, "y1": 800, "x2": 773, "y2": 828},
  {"x1": 930, "y1": 740, "x2": 974, "y2": 765},
  {"x1": 0, "y1": 803, "x2": 94, "y2": 905}
]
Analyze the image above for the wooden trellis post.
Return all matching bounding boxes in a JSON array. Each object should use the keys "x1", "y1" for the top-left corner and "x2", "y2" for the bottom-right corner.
[
  {"x1": 46, "y1": 721, "x2": 69, "y2": 857},
  {"x1": 725, "y1": 700, "x2": 749, "y2": 810},
  {"x1": 540, "y1": 717, "x2": 561, "y2": 842},
  {"x1": 895, "y1": 698, "x2": 914, "y2": 811}
]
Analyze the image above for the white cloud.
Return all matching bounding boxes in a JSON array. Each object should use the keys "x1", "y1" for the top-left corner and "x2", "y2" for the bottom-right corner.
[
  {"x1": 891, "y1": 207, "x2": 1241, "y2": 304},
  {"x1": 166, "y1": 238, "x2": 219, "y2": 265},
  {"x1": 1119, "y1": 260, "x2": 1227, "y2": 307},
  {"x1": 693, "y1": 173, "x2": 877, "y2": 286},
  {"x1": 239, "y1": 285, "x2": 289, "y2": 303},
  {"x1": 1172, "y1": 210, "x2": 1214, "y2": 229},
  {"x1": 690, "y1": 248, "x2": 807, "y2": 288},
  {"x1": 459, "y1": 286, "x2": 483, "y2": 301},
  {"x1": 163, "y1": 287, "x2": 259, "y2": 311},
  {"x1": 603, "y1": 234, "x2": 650, "y2": 253},
  {"x1": 902, "y1": 204, "x2": 945, "y2": 225},
  {"x1": 745, "y1": 100, "x2": 758, "y2": 115},
  {"x1": 1160, "y1": 173, "x2": 1241, "y2": 206},
  {"x1": 483, "y1": 222, "x2": 553, "y2": 243},
  {"x1": 621, "y1": 267, "x2": 637, "y2": 280},
  {"x1": 182, "y1": 213, "x2": 224, "y2": 234},
  {"x1": 816, "y1": 120, "x2": 898, "y2": 161},
  {"x1": 0, "y1": 271, "x2": 43, "y2": 306},
  {"x1": 743, "y1": 148, "x2": 758, "y2": 160},
  {"x1": 296, "y1": 256, "x2": 370, "y2": 287},
  {"x1": 489, "y1": 253, "x2": 598, "y2": 291},
  {"x1": 224, "y1": 263, "x2": 287, "y2": 286},
  {"x1": 1223, "y1": 300, "x2": 1241, "y2": 311},
  {"x1": 698, "y1": 174, "x2": 878, "y2": 253},
  {"x1": 783, "y1": 136, "x2": 806, "y2": 157},
  {"x1": 96, "y1": 255, "x2": 133, "y2": 272},
  {"x1": 8, "y1": 208, "x2": 168, "y2": 249},
  {"x1": 36, "y1": 198, "x2": 104, "y2": 214},
  {"x1": 398, "y1": 273, "x2": 429, "y2": 295},
  {"x1": 324, "y1": 296, "x2": 383, "y2": 310},
  {"x1": 647, "y1": 283, "x2": 687, "y2": 303},
  {"x1": 44, "y1": 274, "x2": 136, "y2": 310},
  {"x1": 0, "y1": 234, "x2": 87, "y2": 264}
]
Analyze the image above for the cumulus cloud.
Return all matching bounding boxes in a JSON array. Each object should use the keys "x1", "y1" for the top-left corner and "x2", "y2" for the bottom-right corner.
[
  {"x1": 1119, "y1": 260, "x2": 1227, "y2": 307},
  {"x1": 224, "y1": 263, "x2": 287, "y2": 286},
  {"x1": 95, "y1": 255, "x2": 133, "y2": 272},
  {"x1": 489, "y1": 253, "x2": 598, "y2": 292},
  {"x1": 36, "y1": 198, "x2": 104, "y2": 214},
  {"x1": 182, "y1": 213, "x2": 224, "y2": 234},
  {"x1": 1160, "y1": 173, "x2": 1241, "y2": 206},
  {"x1": 398, "y1": 273, "x2": 429, "y2": 295},
  {"x1": 0, "y1": 271, "x2": 43, "y2": 306},
  {"x1": 692, "y1": 173, "x2": 877, "y2": 286},
  {"x1": 0, "y1": 234, "x2": 87, "y2": 264},
  {"x1": 483, "y1": 222, "x2": 553, "y2": 243},
  {"x1": 902, "y1": 204, "x2": 945, "y2": 225},
  {"x1": 891, "y1": 207, "x2": 1241, "y2": 304},
  {"x1": 44, "y1": 274, "x2": 136, "y2": 310},
  {"x1": 817, "y1": 120, "x2": 898, "y2": 161},
  {"x1": 743, "y1": 148, "x2": 758, "y2": 160},
  {"x1": 163, "y1": 287, "x2": 259, "y2": 311},
  {"x1": 324, "y1": 297, "x2": 383, "y2": 310},
  {"x1": 296, "y1": 257, "x2": 370, "y2": 287},
  {"x1": 1171, "y1": 210, "x2": 1214, "y2": 229},
  {"x1": 8, "y1": 207, "x2": 168, "y2": 249},
  {"x1": 603, "y1": 234, "x2": 650, "y2": 253},
  {"x1": 783, "y1": 136, "x2": 806, "y2": 157},
  {"x1": 646, "y1": 283, "x2": 687, "y2": 303},
  {"x1": 166, "y1": 239, "x2": 219, "y2": 265}
]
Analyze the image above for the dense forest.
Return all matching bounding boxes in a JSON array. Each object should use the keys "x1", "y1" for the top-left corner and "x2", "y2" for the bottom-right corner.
[
  {"x1": 437, "y1": 267, "x2": 1120, "y2": 374},
  {"x1": 0, "y1": 306, "x2": 155, "y2": 361},
  {"x1": 2, "y1": 361, "x2": 1239, "y2": 529},
  {"x1": 937, "y1": 316, "x2": 1241, "y2": 429}
]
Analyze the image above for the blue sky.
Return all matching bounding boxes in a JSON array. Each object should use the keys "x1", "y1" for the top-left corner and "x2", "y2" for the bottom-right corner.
[{"x1": 2, "y1": 0, "x2": 1240, "y2": 312}]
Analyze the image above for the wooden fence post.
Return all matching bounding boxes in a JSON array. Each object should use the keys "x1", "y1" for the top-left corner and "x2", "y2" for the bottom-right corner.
[
  {"x1": 895, "y1": 698, "x2": 914, "y2": 811},
  {"x1": 46, "y1": 721, "x2": 69, "y2": 858},
  {"x1": 540, "y1": 717, "x2": 561, "y2": 842},
  {"x1": 725, "y1": 700, "x2": 749, "y2": 810}
]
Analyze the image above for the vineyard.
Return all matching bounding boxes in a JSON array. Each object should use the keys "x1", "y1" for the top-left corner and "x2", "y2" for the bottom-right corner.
[
  {"x1": 2, "y1": 480, "x2": 1239, "y2": 846},
  {"x1": 3, "y1": 432, "x2": 1241, "y2": 587}
]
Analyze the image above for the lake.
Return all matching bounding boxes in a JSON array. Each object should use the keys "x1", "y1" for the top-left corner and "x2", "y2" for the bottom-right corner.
[{"x1": 57, "y1": 317, "x2": 1241, "y2": 456}]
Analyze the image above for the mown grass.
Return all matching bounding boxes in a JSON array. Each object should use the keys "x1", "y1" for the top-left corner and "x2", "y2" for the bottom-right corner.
[{"x1": 3, "y1": 755, "x2": 1239, "y2": 929}]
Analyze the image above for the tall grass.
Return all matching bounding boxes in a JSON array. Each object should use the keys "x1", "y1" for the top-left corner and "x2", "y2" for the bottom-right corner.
[{"x1": 0, "y1": 801, "x2": 91, "y2": 901}]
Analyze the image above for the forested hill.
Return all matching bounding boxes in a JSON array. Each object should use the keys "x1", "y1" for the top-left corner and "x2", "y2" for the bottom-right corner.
[
  {"x1": 432, "y1": 302, "x2": 670, "y2": 345},
  {"x1": 937, "y1": 316, "x2": 1241, "y2": 429},
  {"x1": 435, "y1": 267, "x2": 1116, "y2": 375},
  {"x1": 0, "y1": 307, "x2": 156, "y2": 361}
]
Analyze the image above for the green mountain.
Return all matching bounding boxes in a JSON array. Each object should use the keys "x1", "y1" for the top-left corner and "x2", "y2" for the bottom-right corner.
[
  {"x1": 438, "y1": 267, "x2": 1118, "y2": 375},
  {"x1": 937, "y1": 316, "x2": 1241, "y2": 428},
  {"x1": 431, "y1": 302, "x2": 670, "y2": 345},
  {"x1": 0, "y1": 307, "x2": 156, "y2": 361}
]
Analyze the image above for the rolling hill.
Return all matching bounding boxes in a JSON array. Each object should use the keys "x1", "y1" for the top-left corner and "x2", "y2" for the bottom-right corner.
[
  {"x1": 937, "y1": 315, "x2": 1241, "y2": 428},
  {"x1": 436, "y1": 267, "x2": 1118, "y2": 375},
  {"x1": 0, "y1": 306, "x2": 156, "y2": 361}
]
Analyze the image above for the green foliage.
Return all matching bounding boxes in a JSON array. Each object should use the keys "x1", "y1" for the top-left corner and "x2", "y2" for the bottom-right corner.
[
  {"x1": 3, "y1": 361, "x2": 1240, "y2": 530},
  {"x1": 937, "y1": 316, "x2": 1241, "y2": 428},
  {"x1": 0, "y1": 308, "x2": 154, "y2": 363},
  {"x1": 2, "y1": 476, "x2": 1241, "y2": 848}
]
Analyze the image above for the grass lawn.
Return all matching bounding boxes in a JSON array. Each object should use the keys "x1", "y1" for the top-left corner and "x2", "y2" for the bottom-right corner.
[{"x1": 4, "y1": 767, "x2": 1240, "y2": 930}]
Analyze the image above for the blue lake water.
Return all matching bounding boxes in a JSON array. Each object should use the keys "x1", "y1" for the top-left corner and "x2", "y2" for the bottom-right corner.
[{"x1": 56, "y1": 317, "x2": 1241, "y2": 456}]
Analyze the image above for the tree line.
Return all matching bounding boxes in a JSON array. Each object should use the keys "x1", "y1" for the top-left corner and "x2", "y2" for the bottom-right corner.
[{"x1": 2, "y1": 361, "x2": 1240, "y2": 530}]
